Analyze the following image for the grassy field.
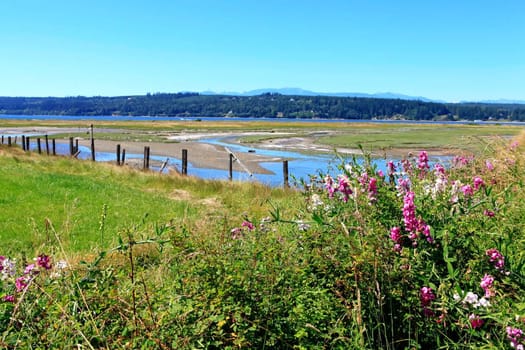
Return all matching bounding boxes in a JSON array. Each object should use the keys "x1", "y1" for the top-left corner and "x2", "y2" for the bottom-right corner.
[{"x1": 0, "y1": 146, "x2": 299, "y2": 255}]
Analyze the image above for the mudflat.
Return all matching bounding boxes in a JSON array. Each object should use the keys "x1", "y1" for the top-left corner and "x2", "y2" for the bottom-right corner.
[{"x1": 77, "y1": 138, "x2": 278, "y2": 174}]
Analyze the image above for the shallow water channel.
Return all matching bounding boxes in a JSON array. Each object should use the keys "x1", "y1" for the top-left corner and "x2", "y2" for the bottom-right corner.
[{"x1": 6, "y1": 133, "x2": 450, "y2": 188}]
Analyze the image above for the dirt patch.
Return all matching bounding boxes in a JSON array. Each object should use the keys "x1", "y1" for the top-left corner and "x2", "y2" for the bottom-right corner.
[{"x1": 170, "y1": 189, "x2": 193, "y2": 201}]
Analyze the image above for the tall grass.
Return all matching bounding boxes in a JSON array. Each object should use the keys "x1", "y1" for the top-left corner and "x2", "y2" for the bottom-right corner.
[{"x1": 0, "y1": 146, "x2": 297, "y2": 254}]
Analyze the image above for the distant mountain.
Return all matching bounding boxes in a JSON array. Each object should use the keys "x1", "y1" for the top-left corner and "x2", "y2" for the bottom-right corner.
[
  {"x1": 464, "y1": 99, "x2": 525, "y2": 105},
  {"x1": 201, "y1": 88, "x2": 441, "y2": 102}
]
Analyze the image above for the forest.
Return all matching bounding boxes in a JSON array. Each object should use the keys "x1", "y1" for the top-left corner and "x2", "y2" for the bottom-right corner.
[{"x1": 1, "y1": 92, "x2": 525, "y2": 121}]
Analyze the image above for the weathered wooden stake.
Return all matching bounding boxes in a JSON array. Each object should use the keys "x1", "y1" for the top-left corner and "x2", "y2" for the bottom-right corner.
[
  {"x1": 160, "y1": 158, "x2": 169, "y2": 173},
  {"x1": 1, "y1": 135, "x2": 3, "y2": 144},
  {"x1": 26, "y1": 136, "x2": 30, "y2": 151},
  {"x1": 52, "y1": 139, "x2": 56, "y2": 156},
  {"x1": 21, "y1": 135, "x2": 26, "y2": 151},
  {"x1": 37, "y1": 138, "x2": 42, "y2": 154},
  {"x1": 116, "y1": 144, "x2": 121, "y2": 165},
  {"x1": 45, "y1": 135, "x2": 50, "y2": 155},
  {"x1": 182, "y1": 149, "x2": 188, "y2": 175},
  {"x1": 143, "y1": 146, "x2": 150, "y2": 170},
  {"x1": 121, "y1": 149, "x2": 126, "y2": 164},
  {"x1": 14, "y1": 136, "x2": 17, "y2": 144},
  {"x1": 75, "y1": 139, "x2": 79, "y2": 153},
  {"x1": 7, "y1": 136, "x2": 12, "y2": 146},
  {"x1": 283, "y1": 160, "x2": 289, "y2": 188},
  {"x1": 90, "y1": 124, "x2": 96, "y2": 161},
  {"x1": 229, "y1": 153, "x2": 234, "y2": 180},
  {"x1": 69, "y1": 137, "x2": 74, "y2": 156}
]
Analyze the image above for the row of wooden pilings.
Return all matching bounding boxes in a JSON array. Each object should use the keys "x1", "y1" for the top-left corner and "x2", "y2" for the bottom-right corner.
[
  {"x1": 1, "y1": 134, "x2": 59, "y2": 156},
  {"x1": 1, "y1": 130, "x2": 290, "y2": 188}
]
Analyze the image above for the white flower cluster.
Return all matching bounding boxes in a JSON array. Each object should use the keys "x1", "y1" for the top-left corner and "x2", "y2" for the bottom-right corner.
[{"x1": 453, "y1": 291, "x2": 491, "y2": 308}]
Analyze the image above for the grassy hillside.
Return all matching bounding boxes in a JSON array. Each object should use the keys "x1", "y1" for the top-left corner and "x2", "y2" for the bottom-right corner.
[{"x1": 0, "y1": 146, "x2": 299, "y2": 255}]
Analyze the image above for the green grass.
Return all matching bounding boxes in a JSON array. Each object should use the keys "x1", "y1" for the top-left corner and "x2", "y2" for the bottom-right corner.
[
  {"x1": 0, "y1": 146, "x2": 299, "y2": 255},
  {"x1": 319, "y1": 124, "x2": 523, "y2": 152}
]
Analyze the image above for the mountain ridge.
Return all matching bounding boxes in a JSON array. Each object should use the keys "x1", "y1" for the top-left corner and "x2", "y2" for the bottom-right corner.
[{"x1": 201, "y1": 88, "x2": 525, "y2": 105}]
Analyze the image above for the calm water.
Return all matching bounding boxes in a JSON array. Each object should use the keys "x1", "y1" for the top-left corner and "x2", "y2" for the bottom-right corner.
[{"x1": 1, "y1": 114, "x2": 524, "y2": 125}]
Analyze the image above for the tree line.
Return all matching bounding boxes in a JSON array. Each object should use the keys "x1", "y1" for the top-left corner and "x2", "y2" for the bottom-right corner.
[{"x1": 1, "y1": 93, "x2": 524, "y2": 121}]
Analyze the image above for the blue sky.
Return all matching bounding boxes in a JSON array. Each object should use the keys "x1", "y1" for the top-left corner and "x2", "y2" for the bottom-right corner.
[{"x1": 0, "y1": 0, "x2": 524, "y2": 102}]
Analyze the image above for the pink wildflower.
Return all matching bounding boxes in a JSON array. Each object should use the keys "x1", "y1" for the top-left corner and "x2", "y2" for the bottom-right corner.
[
  {"x1": 36, "y1": 254, "x2": 52, "y2": 270},
  {"x1": 420, "y1": 286, "x2": 436, "y2": 316},
  {"x1": 486, "y1": 248, "x2": 505, "y2": 271},
  {"x1": 390, "y1": 226, "x2": 402, "y2": 243},
  {"x1": 485, "y1": 160, "x2": 494, "y2": 171},
  {"x1": 484, "y1": 209, "x2": 495, "y2": 217},
  {"x1": 453, "y1": 155, "x2": 472, "y2": 167},
  {"x1": 396, "y1": 177, "x2": 411, "y2": 195},
  {"x1": 469, "y1": 314, "x2": 484, "y2": 329},
  {"x1": 422, "y1": 224, "x2": 433, "y2": 243},
  {"x1": 461, "y1": 184, "x2": 474, "y2": 197},
  {"x1": 241, "y1": 221, "x2": 255, "y2": 230},
  {"x1": 434, "y1": 163, "x2": 446, "y2": 177},
  {"x1": 420, "y1": 286, "x2": 436, "y2": 306},
  {"x1": 230, "y1": 227, "x2": 242, "y2": 239},
  {"x1": 480, "y1": 274, "x2": 495, "y2": 298},
  {"x1": 418, "y1": 151, "x2": 430, "y2": 172},
  {"x1": 24, "y1": 264, "x2": 36, "y2": 275},
  {"x1": 324, "y1": 175, "x2": 336, "y2": 198},
  {"x1": 402, "y1": 191, "x2": 432, "y2": 243},
  {"x1": 368, "y1": 177, "x2": 378, "y2": 203},
  {"x1": 377, "y1": 170, "x2": 384, "y2": 178},
  {"x1": 2, "y1": 295, "x2": 15, "y2": 303},
  {"x1": 401, "y1": 158, "x2": 412, "y2": 174},
  {"x1": 387, "y1": 161, "x2": 396, "y2": 175},
  {"x1": 15, "y1": 276, "x2": 29, "y2": 292},
  {"x1": 403, "y1": 192, "x2": 418, "y2": 234},
  {"x1": 473, "y1": 176, "x2": 485, "y2": 191},
  {"x1": 358, "y1": 172, "x2": 369, "y2": 188},
  {"x1": 507, "y1": 327, "x2": 524, "y2": 349},
  {"x1": 337, "y1": 175, "x2": 353, "y2": 202}
]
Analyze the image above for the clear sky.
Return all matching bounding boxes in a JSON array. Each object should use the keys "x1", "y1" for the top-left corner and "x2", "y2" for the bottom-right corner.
[{"x1": 1, "y1": 0, "x2": 524, "y2": 102}]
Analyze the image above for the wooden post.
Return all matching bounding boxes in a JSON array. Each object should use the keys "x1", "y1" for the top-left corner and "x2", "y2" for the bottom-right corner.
[
  {"x1": 14, "y1": 136, "x2": 17, "y2": 144},
  {"x1": 7, "y1": 136, "x2": 12, "y2": 147},
  {"x1": 143, "y1": 146, "x2": 150, "y2": 170},
  {"x1": 45, "y1": 135, "x2": 50, "y2": 155},
  {"x1": 69, "y1": 137, "x2": 74, "y2": 156},
  {"x1": 182, "y1": 149, "x2": 188, "y2": 175},
  {"x1": 90, "y1": 124, "x2": 95, "y2": 161},
  {"x1": 52, "y1": 139, "x2": 56, "y2": 156},
  {"x1": 1, "y1": 135, "x2": 3, "y2": 144},
  {"x1": 121, "y1": 149, "x2": 126, "y2": 165},
  {"x1": 229, "y1": 153, "x2": 234, "y2": 180},
  {"x1": 22, "y1": 135, "x2": 26, "y2": 151},
  {"x1": 26, "y1": 136, "x2": 30, "y2": 151},
  {"x1": 116, "y1": 144, "x2": 121, "y2": 165},
  {"x1": 37, "y1": 138, "x2": 42, "y2": 154},
  {"x1": 75, "y1": 139, "x2": 79, "y2": 154},
  {"x1": 283, "y1": 160, "x2": 289, "y2": 188},
  {"x1": 160, "y1": 158, "x2": 169, "y2": 173}
]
